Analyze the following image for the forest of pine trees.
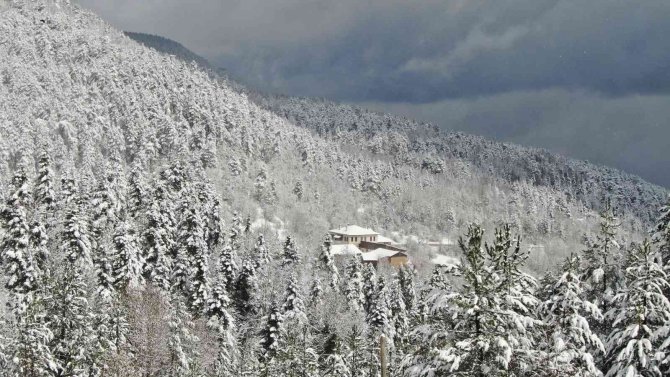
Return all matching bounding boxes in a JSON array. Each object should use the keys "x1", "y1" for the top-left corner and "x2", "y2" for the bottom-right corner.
[{"x1": 1, "y1": 155, "x2": 670, "y2": 376}]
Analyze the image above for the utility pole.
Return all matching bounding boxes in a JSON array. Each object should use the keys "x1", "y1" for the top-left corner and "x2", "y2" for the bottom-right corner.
[{"x1": 380, "y1": 335, "x2": 388, "y2": 377}]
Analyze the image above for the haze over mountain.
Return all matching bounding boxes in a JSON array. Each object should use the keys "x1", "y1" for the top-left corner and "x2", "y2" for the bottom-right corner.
[{"x1": 77, "y1": 0, "x2": 670, "y2": 188}]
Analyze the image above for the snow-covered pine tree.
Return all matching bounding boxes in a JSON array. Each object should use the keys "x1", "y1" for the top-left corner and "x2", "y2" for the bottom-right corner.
[
  {"x1": 244, "y1": 216, "x2": 252, "y2": 234},
  {"x1": 179, "y1": 207, "x2": 210, "y2": 315},
  {"x1": 0, "y1": 168, "x2": 37, "y2": 293},
  {"x1": 230, "y1": 211, "x2": 243, "y2": 249},
  {"x1": 111, "y1": 218, "x2": 143, "y2": 291},
  {"x1": 253, "y1": 234, "x2": 270, "y2": 268},
  {"x1": 127, "y1": 166, "x2": 147, "y2": 219},
  {"x1": 260, "y1": 300, "x2": 283, "y2": 374},
  {"x1": 582, "y1": 201, "x2": 623, "y2": 329},
  {"x1": 167, "y1": 294, "x2": 200, "y2": 377},
  {"x1": 61, "y1": 195, "x2": 93, "y2": 266},
  {"x1": 321, "y1": 331, "x2": 351, "y2": 377},
  {"x1": 309, "y1": 274, "x2": 324, "y2": 308},
  {"x1": 397, "y1": 265, "x2": 416, "y2": 315},
  {"x1": 49, "y1": 181, "x2": 97, "y2": 376},
  {"x1": 219, "y1": 243, "x2": 238, "y2": 294},
  {"x1": 367, "y1": 275, "x2": 390, "y2": 337},
  {"x1": 604, "y1": 240, "x2": 670, "y2": 377},
  {"x1": 90, "y1": 177, "x2": 119, "y2": 296},
  {"x1": 317, "y1": 234, "x2": 339, "y2": 289},
  {"x1": 539, "y1": 254, "x2": 604, "y2": 376},
  {"x1": 281, "y1": 274, "x2": 307, "y2": 324},
  {"x1": 50, "y1": 265, "x2": 95, "y2": 377},
  {"x1": 428, "y1": 265, "x2": 450, "y2": 291},
  {"x1": 390, "y1": 278, "x2": 409, "y2": 354},
  {"x1": 485, "y1": 224, "x2": 542, "y2": 374},
  {"x1": 207, "y1": 272, "x2": 237, "y2": 377},
  {"x1": 653, "y1": 194, "x2": 670, "y2": 267},
  {"x1": 34, "y1": 152, "x2": 55, "y2": 212},
  {"x1": 142, "y1": 186, "x2": 175, "y2": 291},
  {"x1": 281, "y1": 235, "x2": 300, "y2": 268},
  {"x1": 7, "y1": 291, "x2": 59, "y2": 377},
  {"x1": 362, "y1": 263, "x2": 377, "y2": 315},
  {"x1": 405, "y1": 225, "x2": 532, "y2": 376},
  {"x1": 234, "y1": 259, "x2": 259, "y2": 317},
  {"x1": 196, "y1": 182, "x2": 223, "y2": 249},
  {"x1": 343, "y1": 324, "x2": 372, "y2": 377},
  {"x1": 29, "y1": 221, "x2": 50, "y2": 283},
  {"x1": 276, "y1": 275, "x2": 318, "y2": 377},
  {"x1": 345, "y1": 257, "x2": 364, "y2": 312}
]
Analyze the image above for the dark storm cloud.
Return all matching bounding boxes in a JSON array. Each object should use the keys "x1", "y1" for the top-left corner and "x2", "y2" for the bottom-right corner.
[{"x1": 77, "y1": 0, "x2": 670, "y2": 102}]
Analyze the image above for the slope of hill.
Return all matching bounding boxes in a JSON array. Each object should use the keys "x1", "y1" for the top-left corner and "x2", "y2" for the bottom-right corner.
[{"x1": 123, "y1": 32, "x2": 667, "y2": 224}]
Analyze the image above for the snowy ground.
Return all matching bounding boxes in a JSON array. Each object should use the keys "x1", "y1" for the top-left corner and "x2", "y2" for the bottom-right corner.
[
  {"x1": 250, "y1": 207, "x2": 287, "y2": 240},
  {"x1": 431, "y1": 254, "x2": 459, "y2": 266}
]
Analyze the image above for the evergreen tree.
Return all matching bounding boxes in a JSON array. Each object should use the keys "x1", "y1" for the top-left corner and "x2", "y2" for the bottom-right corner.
[
  {"x1": 142, "y1": 186, "x2": 175, "y2": 291},
  {"x1": 604, "y1": 240, "x2": 670, "y2": 377},
  {"x1": 582, "y1": 201, "x2": 623, "y2": 327},
  {"x1": 282, "y1": 274, "x2": 307, "y2": 323},
  {"x1": 390, "y1": 281, "x2": 409, "y2": 353},
  {"x1": 281, "y1": 235, "x2": 300, "y2": 268},
  {"x1": 229, "y1": 211, "x2": 243, "y2": 249},
  {"x1": 34, "y1": 153, "x2": 55, "y2": 211},
  {"x1": 167, "y1": 294, "x2": 200, "y2": 377},
  {"x1": 219, "y1": 243, "x2": 238, "y2": 294},
  {"x1": 234, "y1": 259, "x2": 259, "y2": 317},
  {"x1": 260, "y1": 300, "x2": 283, "y2": 365},
  {"x1": 29, "y1": 221, "x2": 50, "y2": 281},
  {"x1": 397, "y1": 265, "x2": 416, "y2": 314},
  {"x1": 653, "y1": 194, "x2": 670, "y2": 266},
  {"x1": 277, "y1": 276, "x2": 318, "y2": 377},
  {"x1": 362, "y1": 263, "x2": 377, "y2": 315},
  {"x1": 539, "y1": 254, "x2": 604, "y2": 376},
  {"x1": 345, "y1": 257, "x2": 364, "y2": 311},
  {"x1": 428, "y1": 265, "x2": 450, "y2": 291},
  {"x1": 309, "y1": 274, "x2": 324, "y2": 308},
  {"x1": 111, "y1": 218, "x2": 143, "y2": 291},
  {"x1": 179, "y1": 207, "x2": 210, "y2": 315},
  {"x1": 321, "y1": 333, "x2": 351, "y2": 377},
  {"x1": 343, "y1": 324, "x2": 371, "y2": 377},
  {"x1": 61, "y1": 201, "x2": 92, "y2": 266},
  {"x1": 486, "y1": 224, "x2": 542, "y2": 373},
  {"x1": 90, "y1": 178, "x2": 118, "y2": 298},
  {"x1": 406, "y1": 225, "x2": 540, "y2": 376},
  {"x1": 9, "y1": 292, "x2": 59, "y2": 377},
  {"x1": 50, "y1": 265, "x2": 94, "y2": 377},
  {"x1": 0, "y1": 169, "x2": 37, "y2": 293},
  {"x1": 368, "y1": 275, "x2": 390, "y2": 336},
  {"x1": 317, "y1": 234, "x2": 339, "y2": 289},
  {"x1": 254, "y1": 234, "x2": 270, "y2": 267}
]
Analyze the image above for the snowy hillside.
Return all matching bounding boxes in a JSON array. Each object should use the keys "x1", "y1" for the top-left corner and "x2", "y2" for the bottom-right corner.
[
  {"x1": 1, "y1": 1, "x2": 669, "y2": 376},
  {"x1": 124, "y1": 31, "x2": 667, "y2": 226}
]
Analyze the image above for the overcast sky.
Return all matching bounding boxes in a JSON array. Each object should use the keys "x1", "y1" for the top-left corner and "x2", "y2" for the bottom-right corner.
[{"x1": 77, "y1": 0, "x2": 670, "y2": 187}]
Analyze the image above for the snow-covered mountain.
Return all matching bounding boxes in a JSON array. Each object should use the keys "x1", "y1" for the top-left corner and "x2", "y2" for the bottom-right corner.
[{"x1": 1, "y1": 2, "x2": 669, "y2": 376}]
